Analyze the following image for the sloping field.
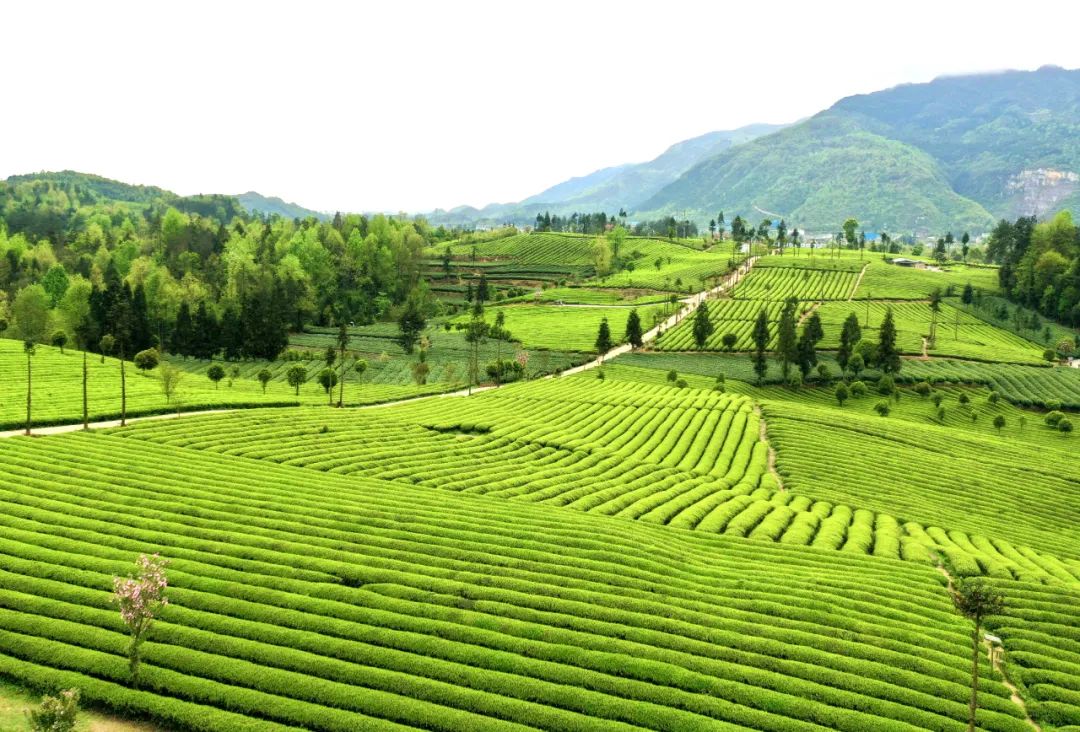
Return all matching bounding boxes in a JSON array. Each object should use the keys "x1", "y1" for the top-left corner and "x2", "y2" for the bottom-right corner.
[
  {"x1": 0, "y1": 427, "x2": 1044, "y2": 732},
  {"x1": 815, "y1": 301, "x2": 1046, "y2": 364},
  {"x1": 0, "y1": 338, "x2": 448, "y2": 430},
  {"x1": 898, "y1": 359, "x2": 1080, "y2": 408},
  {"x1": 731, "y1": 266, "x2": 858, "y2": 301},
  {"x1": 853, "y1": 260, "x2": 1000, "y2": 300},
  {"x1": 655, "y1": 299, "x2": 809, "y2": 351},
  {"x1": 762, "y1": 398, "x2": 1080, "y2": 563},
  {"x1": 119, "y1": 378, "x2": 1078, "y2": 584},
  {"x1": 449, "y1": 304, "x2": 666, "y2": 352}
]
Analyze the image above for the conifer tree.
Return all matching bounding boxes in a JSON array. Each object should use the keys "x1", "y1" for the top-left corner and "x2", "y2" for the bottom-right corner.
[
  {"x1": 595, "y1": 317, "x2": 613, "y2": 355},
  {"x1": 625, "y1": 309, "x2": 644, "y2": 349},
  {"x1": 838, "y1": 312, "x2": 862, "y2": 369},
  {"x1": 751, "y1": 308, "x2": 770, "y2": 385},
  {"x1": 777, "y1": 297, "x2": 799, "y2": 378},
  {"x1": 692, "y1": 301, "x2": 713, "y2": 349},
  {"x1": 878, "y1": 307, "x2": 902, "y2": 374}
]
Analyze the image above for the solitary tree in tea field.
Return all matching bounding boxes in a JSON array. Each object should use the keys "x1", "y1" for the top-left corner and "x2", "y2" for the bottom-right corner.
[
  {"x1": 951, "y1": 578, "x2": 1005, "y2": 732},
  {"x1": 113, "y1": 553, "x2": 169, "y2": 688},
  {"x1": 692, "y1": 301, "x2": 713, "y2": 349}
]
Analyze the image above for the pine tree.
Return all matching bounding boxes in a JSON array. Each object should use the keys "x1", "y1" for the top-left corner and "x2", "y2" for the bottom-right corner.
[
  {"x1": 170, "y1": 302, "x2": 194, "y2": 356},
  {"x1": 192, "y1": 302, "x2": 219, "y2": 359},
  {"x1": 624, "y1": 309, "x2": 644, "y2": 349},
  {"x1": 477, "y1": 274, "x2": 490, "y2": 303},
  {"x1": 878, "y1": 307, "x2": 902, "y2": 374},
  {"x1": 692, "y1": 302, "x2": 713, "y2": 349},
  {"x1": 777, "y1": 297, "x2": 799, "y2": 378},
  {"x1": 595, "y1": 317, "x2": 613, "y2": 354},
  {"x1": 838, "y1": 312, "x2": 862, "y2": 369},
  {"x1": 130, "y1": 283, "x2": 154, "y2": 352},
  {"x1": 751, "y1": 308, "x2": 770, "y2": 385},
  {"x1": 398, "y1": 288, "x2": 426, "y2": 354},
  {"x1": 219, "y1": 306, "x2": 244, "y2": 361},
  {"x1": 797, "y1": 312, "x2": 824, "y2": 376}
]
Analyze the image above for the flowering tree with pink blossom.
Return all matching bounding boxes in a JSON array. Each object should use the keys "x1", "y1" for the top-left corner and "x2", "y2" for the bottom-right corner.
[{"x1": 113, "y1": 553, "x2": 169, "y2": 687}]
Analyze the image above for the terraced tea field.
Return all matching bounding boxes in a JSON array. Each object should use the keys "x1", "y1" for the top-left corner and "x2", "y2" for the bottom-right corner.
[
  {"x1": 731, "y1": 266, "x2": 859, "y2": 301},
  {"x1": 2, "y1": 247, "x2": 1077, "y2": 732},
  {"x1": 655, "y1": 299, "x2": 809, "y2": 351},
  {"x1": 815, "y1": 300, "x2": 1047, "y2": 363},
  {"x1": 853, "y1": 259, "x2": 1001, "y2": 299},
  {"x1": 449, "y1": 303, "x2": 667, "y2": 352},
  {"x1": 899, "y1": 359, "x2": 1080, "y2": 408},
  {"x1": 1, "y1": 401, "x2": 1072, "y2": 731},
  {"x1": 0, "y1": 338, "x2": 454, "y2": 430}
]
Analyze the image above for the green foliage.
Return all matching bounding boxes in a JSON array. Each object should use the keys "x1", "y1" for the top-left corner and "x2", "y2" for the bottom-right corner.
[
  {"x1": 206, "y1": 364, "x2": 225, "y2": 388},
  {"x1": 26, "y1": 687, "x2": 79, "y2": 732},
  {"x1": 133, "y1": 348, "x2": 159, "y2": 373}
]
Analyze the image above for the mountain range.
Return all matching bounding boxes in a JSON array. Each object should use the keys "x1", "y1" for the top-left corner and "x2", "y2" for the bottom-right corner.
[
  {"x1": 8, "y1": 67, "x2": 1078, "y2": 235},
  {"x1": 428, "y1": 65, "x2": 1080, "y2": 234}
]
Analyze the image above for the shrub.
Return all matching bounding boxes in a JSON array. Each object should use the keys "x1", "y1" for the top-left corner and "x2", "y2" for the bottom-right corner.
[
  {"x1": 834, "y1": 383, "x2": 849, "y2": 406},
  {"x1": 787, "y1": 373, "x2": 802, "y2": 389},
  {"x1": 1059, "y1": 417, "x2": 1073, "y2": 434},
  {"x1": 816, "y1": 364, "x2": 830, "y2": 382},
  {"x1": 721, "y1": 333, "x2": 737, "y2": 351},
  {"x1": 666, "y1": 369, "x2": 678, "y2": 384},
  {"x1": 206, "y1": 364, "x2": 225, "y2": 389},
  {"x1": 317, "y1": 368, "x2": 338, "y2": 393},
  {"x1": 485, "y1": 359, "x2": 525, "y2": 384},
  {"x1": 1045, "y1": 410, "x2": 1065, "y2": 427},
  {"x1": 874, "y1": 401, "x2": 890, "y2": 417},
  {"x1": 877, "y1": 375, "x2": 895, "y2": 395},
  {"x1": 850, "y1": 380, "x2": 868, "y2": 398},
  {"x1": 931, "y1": 391, "x2": 943, "y2": 407},
  {"x1": 134, "y1": 348, "x2": 159, "y2": 373},
  {"x1": 50, "y1": 330, "x2": 69, "y2": 354},
  {"x1": 257, "y1": 368, "x2": 273, "y2": 393},
  {"x1": 987, "y1": 390, "x2": 1000, "y2": 405},
  {"x1": 914, "y1": 381, "x2": 931, "y2": 397},
  {"x1": 674, "y1": 378, "x2": 688, "y2": 389},
  {"x1": 958, "y1": 393, "x2": 970, "y2": 407},
  {"x1": 286, "y1": 364, "x2": 308, "y2": 395},
  {"x1": 27, "y1": 688, "x2": 79, "y2": 732},
  {"x1": 993, "y1": 414, "x2": 1006, "y2": 432}
]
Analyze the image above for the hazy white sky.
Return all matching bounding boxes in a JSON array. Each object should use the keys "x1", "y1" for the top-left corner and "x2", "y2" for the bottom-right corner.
[{"x1": 5, "y1": 0, "x2": 1080, "y2": 213}]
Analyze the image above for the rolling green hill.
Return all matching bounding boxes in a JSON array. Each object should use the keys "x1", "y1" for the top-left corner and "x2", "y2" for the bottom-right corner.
[
  {"x1": 641, "y1": 66, "x2": 1080, "y2": 232},
  {"x1": 236, "y1": 191, "x2": 327, "y2": 220}
]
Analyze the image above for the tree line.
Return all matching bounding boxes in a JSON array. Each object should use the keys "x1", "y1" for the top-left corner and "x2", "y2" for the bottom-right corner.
[
  {"x1": 986, "y1": 210, "x2": 1080, "y2": 327},
  {"x1": 0, "y1": 174, "x2": 457, "y2": 360}
]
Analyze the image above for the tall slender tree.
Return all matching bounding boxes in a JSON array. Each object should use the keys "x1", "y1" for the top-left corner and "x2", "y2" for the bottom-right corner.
[
  {"x1": 24, "y1": 340, "x2": 35, "y2": 436},
  {"x1": 336, "y1": 323, "x2": 350, "y2": 407},
  {"x1": 928, "y1": 288, "x2": 943, "y2": 347},
  {"x1": 625, "y1": 309, "x2": 644, "y2": 349},
  {"x1": 595, "y1": 317, "x2": 613, "y2": 359},
  {"x1": 838, "y1": 312, "x2": 862, "y2": 369},
  {"x1": 692, "y1": 301, "x2": 713, "y2": 349},
  {"x1": 952, "y1": 578, "x2": 1005, "y2": 732},
  {"x1": 878, "y1": 307, "x2": 901, "y2": 374},
  {"x1": 751, "y1": 308, "x2": 770, "y2": 385},
  {"x1": 797, "y1": 311, "x2": 824, "y2": 376},
  {"x1": 776, "y1": 297, "x2": 799, "y2": 378}
]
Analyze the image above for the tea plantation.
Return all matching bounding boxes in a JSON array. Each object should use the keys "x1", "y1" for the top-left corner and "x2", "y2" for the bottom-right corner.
[{"x1": 1, "y1": 247, "x2": 1078, "y2": 732}]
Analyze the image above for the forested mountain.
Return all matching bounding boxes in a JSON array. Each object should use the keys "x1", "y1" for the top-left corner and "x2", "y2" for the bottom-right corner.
[
  {"x1": 640, "y1": 66, "x2": 1080, "y2": 233},
  {"x1": 425, "y1": 123, "x2": 785, "y2": 227},
  {"x1": 237, "y1": 191, "x2": 327, "y2": 221},
  {"x1": 0, "y1": 171, "x2": 446, "y2": 361},
  {"x1": 521, "y1": 123, "x2": 786, "y2": 211}
]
